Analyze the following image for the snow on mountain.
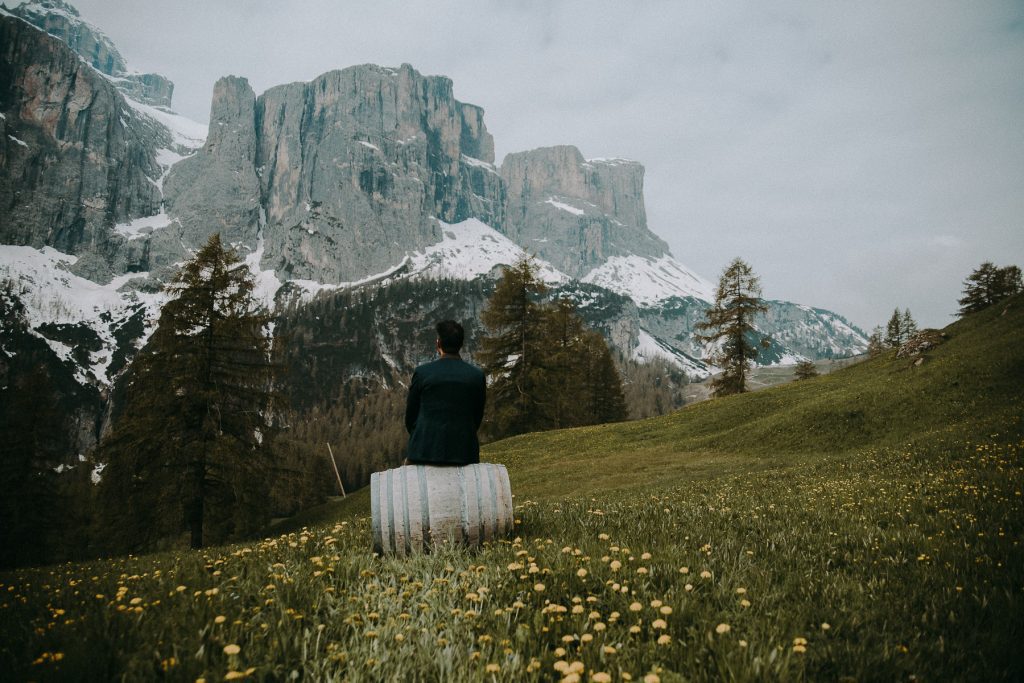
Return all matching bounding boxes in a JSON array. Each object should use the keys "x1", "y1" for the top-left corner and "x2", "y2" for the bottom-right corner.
[
  {"x1": 582, "y1": 253, "x2": 716, "y2": 307},
  {"x1": 408, "y1": 218, "x2": 568, "y2": 284},
  {"x1": 122, "y1": 96, "x2": 207, "y2": 150},
  {"x1": 632, "y1": 328, "x2": 711, "y2": 378},
  {"x1": 0, "y1": 245, "x2": 163, "y2": 384}
]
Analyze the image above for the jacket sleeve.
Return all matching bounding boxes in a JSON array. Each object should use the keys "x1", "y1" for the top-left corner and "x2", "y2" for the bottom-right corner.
[
  {"x1": 405, "y1": 369, "x2": 421, "y2": 434},
  {"x1": 474, "y1": 372, "x2": 486, "y2": 430}
]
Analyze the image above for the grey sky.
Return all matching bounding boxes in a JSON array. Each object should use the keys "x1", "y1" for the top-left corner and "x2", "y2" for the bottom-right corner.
[{"x1": 71, "y1": 0, "x2": 1024, "y2": 330}]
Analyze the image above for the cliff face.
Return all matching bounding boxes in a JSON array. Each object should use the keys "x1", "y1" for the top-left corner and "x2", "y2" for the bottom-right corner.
[
  {"x1": 7, "y1": 1, "x2": 175, "y2": 107},
  {"x1": 0, "y1": 14, "x2": 165, "y2": 276},
  {"x1": 500, "y1": 146, "x2": 669, "y2": 278},
  {"x1": 165, "y1": 63, "x2": 505, "y2": 283}
]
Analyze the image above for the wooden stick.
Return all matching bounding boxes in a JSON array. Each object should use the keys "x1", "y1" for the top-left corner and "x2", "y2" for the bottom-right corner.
[{"x1": 326, "y1": 443, "x2": 346, "y2": 498}]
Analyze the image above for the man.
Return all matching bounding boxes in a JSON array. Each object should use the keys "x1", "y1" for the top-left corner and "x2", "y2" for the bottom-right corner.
[{"x1": 404, "y1": 320, "x2": 486, "y2": 465}]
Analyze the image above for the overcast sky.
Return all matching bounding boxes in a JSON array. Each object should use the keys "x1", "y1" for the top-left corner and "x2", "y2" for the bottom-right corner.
[{"x1": 69, "y1": 0, "x2": 1024, "y2": 330}]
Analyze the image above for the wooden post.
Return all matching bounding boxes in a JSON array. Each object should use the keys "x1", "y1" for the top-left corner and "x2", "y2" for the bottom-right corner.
[{"x1": 326, "y1": 443, "x2": 346, "y2": 498}]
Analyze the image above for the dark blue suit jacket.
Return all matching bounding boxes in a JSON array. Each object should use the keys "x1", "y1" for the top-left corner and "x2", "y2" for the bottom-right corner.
[{"x1": 405, "y1": 356, "x2": 486, "y2": 465}]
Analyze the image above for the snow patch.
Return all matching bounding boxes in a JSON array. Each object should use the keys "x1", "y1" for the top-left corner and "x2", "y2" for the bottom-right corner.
[
  {"x1": 633, "y1": 328, "x2": 711, "y2": 378},
  {"x1": 113, "y1": 211, "x2": 173, "y2": 240},
  {"x1": 460, "y1": 154, "x2": 499, "y2": 174},
  {"x1": 583, "y1": 254, "x2": 716, "y2": 306},
  {"x1": 123, "y1": 97, "x2": 206, "y2": 150},
  {"x1": 408, "y1": 218, "x2": 568, "y2": 284},
  {"x1": 544, "y1": 197, "x2": 585, "y2": 216},
  {"x1": 0, "y1": 245, "x2": 164, "y2": 385},
  {"x1": 7, "y1": 134, "x2": 29, "y2": 148},
  {"x1": 358, "y1": 140, "x2": 380, "y2": 152}
]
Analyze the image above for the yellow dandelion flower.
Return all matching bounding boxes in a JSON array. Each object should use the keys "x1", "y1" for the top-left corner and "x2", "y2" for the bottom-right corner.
[
  {"x1": 610, "y1": 560, "x2": 622, "y2": 571},
  {"x1": 577, "y1": 569, "x2": 588, "y2": 578},
  {"x1": 569, "y1": 661, "x2": 585, "y2": 674},
  {"x1": 572, "y1": 605, "x2": 585, "y2": 614},
  {"x1": 629, "y1": 602, "x2": 642, "y2": 612},
  {"x1": 129, "y1": 597, "x2": 142, "y2": 606},
  {"x1": 485, "y1": 663, "x2": 500, "y2": 673},
  {"x1": 593, "y1": 622, "x2": 606, "y2": 632},
  {"x1": 649, "y1": 599, "x2": 663, "y2": 608},
  {"x1": 223, "y1": 644, "x2": 241, "y2": 656},
  {"x1": 652, "y1": 619, "x2": 667, "y2": 629},
  {"x1": 636, "y1": 567, "x2": 649, "y2": 575},
  {"x1": 224, "y1": 673, "x2": 246, "y2": 681},
  {"x1": 629, "y1": 625, "x2": 641, "y2": 634},
  {"x1": 581, "y1": 633, "x2": 594, "y2": 643},
  {"x1": 598, "y1": 533, "x2": 610, "y2": 541},
  {"x1": 739, "y1": 639, "x2": 748, "y2": 648},
  {"x1": 659, "y1": 606, "x2": 672, "y2": 615},
  {"x1": 562, "y1": 635, "x2": 576, "y2": 644},
  {"x1": 643, "y1": 674, "x2": 661, "y2": 683},
  {"x1": 715, "y1": 623, "x2": 731, "y2": 634},
  {"x1": 678, "y1": 567, "x2": 689, "y2": 574},
  {"x1": 593, "y1": 673, "x2": 612, "y2": 683},
  {"x1": 657, "y1": 634, "x2": 671, "y2": 645},
  {"x1": 821, "y1": 623, "x2": 831, "y2": 630},
  {"x1": 562, "y1": 674, "x2": 581, "y2": 683},
  {"x1": 735, "y1": 587, "x2": 747, "y2": 595},
  {"x1": 602, "y1": 645, "x2": 616, "y2": 654},
  {"x1": 534, "y1": 583, "x2": 545, "y2": 592},
  {"x1": 214, "y1": 615, "x2": 226, "y2": 624},
  {"x1": 700, "y1": 570, "x2": 712, "y2": 579},
  {"x1": 793, "y1": 644, "x2": 807, "y2": 653},
  {"x1": 554, "y1": 660, "x2": 570, "y2": 673},
  {"x1": 684, "y1": 583, "x2": 694, "y2": 591}
]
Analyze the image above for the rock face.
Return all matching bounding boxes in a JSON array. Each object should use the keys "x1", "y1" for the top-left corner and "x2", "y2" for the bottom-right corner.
[
  {"x1": 7, "y1": 1, "x2": 175, "y2": 107},
  {"x1": 165, "y1": 64, "x2": 504, "y2": 282},
  {"x1": 500, "y1": 146, "x2": 669, "y2": 278},
  {"x1": 159, "y1": 76, "x2": 261, "y2": 269},
  {"x1": 0, "y1": 13, "x2": 165, "y2": 276}
]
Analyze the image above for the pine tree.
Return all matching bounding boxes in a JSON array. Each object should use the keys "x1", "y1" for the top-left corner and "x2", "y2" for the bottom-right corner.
[
  {"x1": 477, "y1": 258, "x2": 551, "y2": 438},
  {"x1": 884, "y1": 309, "x2": 903, "y2": 348},
  {"x1": 99, "y1": 234, "x2": 281, "y2": 551},
  {"x1": 695, "y1": 258, "x2": 769, "y2": 397},
  {"x1": 901, "y1": 309, "x2": 918, "y2": 341},
  {"x1": 794, "y1": 359, "x2": 818, "y2": 381},
  {"x1": 580, "y1": 332, "x2": 628, "y2": 424},
  {"x1": 959, "y1": 262, "x2": 1022, "y2": 316},
  {"x1": 867, "y1": 326, "x2": 886, "y2": 358},
  {"x1": 543, "y1": 297, "x2": 589, "y2": 429}
]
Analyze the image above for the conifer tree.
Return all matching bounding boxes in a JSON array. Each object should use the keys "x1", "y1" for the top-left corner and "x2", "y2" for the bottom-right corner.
[
  {"x1": 580, "y1": 331, "x2": 628, "y2": 424},
  {"x1": 695, "y1": 257, "x2": 769, "y2": 396},
  {"x1": 794, "y1": 359, "x2": 818, "y2": 381},
  {"x1": 959, "y1": 262, "x2": 1022, "y2": 315},
  {"x1": 478, "y1": 258, "x2": 550, "y2": 438},
  {"x1": 901, "y1": 309, "x2": 918, "y2": 341},
  {"x1": 543, "y1": 297, "x2": 589, "y2": 429},
  {"x1": 99, "y1": 234, "x2": 281, "y2": 551},
  {"x1": 867, "y1": 326, "x2": 886, "y2": 358},
  {"x1": 885, "y1": 309, "x2": 903, "y2": 348}
]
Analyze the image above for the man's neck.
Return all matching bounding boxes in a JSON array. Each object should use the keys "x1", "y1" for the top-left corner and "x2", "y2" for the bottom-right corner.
[{"x1": 439, "y1": 352, "x2": 461, "y2": 359}]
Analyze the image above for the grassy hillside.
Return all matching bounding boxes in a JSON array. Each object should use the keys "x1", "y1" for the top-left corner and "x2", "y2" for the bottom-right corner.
[{"x1": 1, "y1": 298, "x2": 1021, "y2": 681}]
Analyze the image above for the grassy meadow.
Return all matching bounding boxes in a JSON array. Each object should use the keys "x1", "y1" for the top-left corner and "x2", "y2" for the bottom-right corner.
[{"x1": 1, "y1": 297, "x2": 1022, "y2": 681}]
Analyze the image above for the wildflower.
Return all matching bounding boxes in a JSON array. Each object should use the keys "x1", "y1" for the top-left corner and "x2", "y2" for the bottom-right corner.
[
  {"x1": 739, "y1": 639, "x2": 748, "y2": 648},
  {"x1": 394, "y1": 634, "x2": 405, "y2": 643},
  {"x1": 629, "y1": 602, "x2": 642, "y2": 612},
  {"x1": 649, "y1": 599, "x2": 662, "y2": 608},
  {"x1": 636, "y1": 567, "x2": 649, "y2": 575},
  {"x1": 223, "y1": 644, "x2": 241, "y2": 656},
  {"x1": 644, "y1": 675, "x2": 661, "y2": 683},
  {"x1": 659, "y1": 606, "x2": 672, "y2": 615},
  {"x1": 554, "y1": 661, "x2": 570, "y2": 673},
  {"x1": 573, "y1": 605, "x2": 585, "y2": 614},
  {"x1": 534, "y1": 583, "x2": 545, "y2": 592},
  {"x1": 700, "y1": 570, "x2": 712, "y2": 579},
  {"x1": 485, "y1": 663, "x2": 500, "y2": 673},
  {"x1": 715, "y1": 623, "x2": 731, "y2": 634},
  {"x1": 740, "y1": 599, "x2": 751, "y2": 608},
  {"x1": 224, "y1": 673, "x2": 246, "y2": 681},
  {"x1": 598, "y1": 533, "x2": 610, "y2": 541},
  {"x1": 603, "y1": 645, "x2": 616, "y2": 654},
  {"x1": 629, "y1": 625, "x2": 641, "y2": 634},
  {"x1": 593, "y1": 622, "x2": 606, "y2": 632},
  {"x1": 593, "y1": 673, "x2": 612, "y2": 683},
  {"x1": 657, "y1": 634, "x2": 671, "y2": 645},
  {"x1": 684, "y1": 583, "x2": 694, "y2": 591},
  {"x1": 577, "y1": 569, "x2": 588, "y2": 578},
  {"x1": 641, "y1": 552, "x2": 652, "y2": 560},
  {"x1": 679, "y1": 567, "x2": 689, "y2": 574},
  {"x1": 821, "y1": 622, "x2": 831, "y2": 631},
  {"x1": 735, "y1": 587, "x2": 747, "y2": 595},
  {"x1": 581, "y1": 633, "x2": 594, "y2": 643},
  {"x1": 610, "y1": 560, "x2": 622, "y2": 571},
  {"x1": 652, "y1": 619, "x2": 667, "y2": 629},
  {"x1": 214, "y1": 615, "x2": 226, "y2": 624}
]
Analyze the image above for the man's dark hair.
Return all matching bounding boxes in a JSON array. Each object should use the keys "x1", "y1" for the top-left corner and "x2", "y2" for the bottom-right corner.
[{"x1": 436, "y1": 320, "x2": 464, "y2": 354}]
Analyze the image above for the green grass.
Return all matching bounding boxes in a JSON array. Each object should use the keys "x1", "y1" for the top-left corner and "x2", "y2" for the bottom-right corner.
[{"x1": 2, "y1": 298, "x2": 1022, "y2": 681}]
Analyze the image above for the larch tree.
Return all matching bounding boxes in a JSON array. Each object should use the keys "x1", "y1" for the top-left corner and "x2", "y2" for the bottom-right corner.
[
  {"x1": 884, "y1": 309, "x2": 903, "y2": 348},
  {"x1": 958, "y1": 262, "x2": 1022, "y2": 316},
  {"x1": 695, "y1": 257, "x2": 769, "y2": 397},
  {"x1": 99, "y1": 234, "x2": 281, "y2": 551},
  {"x1": 477, "y1": 257, "x2": 551, "y2": 439}
]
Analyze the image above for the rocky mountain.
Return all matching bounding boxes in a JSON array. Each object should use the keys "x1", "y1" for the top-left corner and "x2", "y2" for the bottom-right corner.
[{"x1": 0, "y1": 1, "x2": 869, "y2": 466}]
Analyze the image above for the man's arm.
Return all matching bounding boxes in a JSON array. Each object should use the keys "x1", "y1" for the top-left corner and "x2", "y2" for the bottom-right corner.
[
  {"x1": 474, "y1": 372, "x2": 486, "y2": 430},
  {"x1": 405, "y1": 370, "x2": 421, "y2": 434}
]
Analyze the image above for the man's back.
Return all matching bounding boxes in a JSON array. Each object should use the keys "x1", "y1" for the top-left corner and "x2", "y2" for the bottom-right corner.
[{"x1": 405, "y1": 357, "x2": 486, "y2": 465}]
